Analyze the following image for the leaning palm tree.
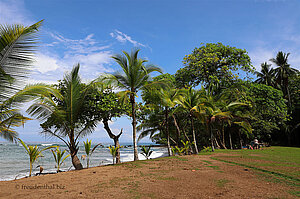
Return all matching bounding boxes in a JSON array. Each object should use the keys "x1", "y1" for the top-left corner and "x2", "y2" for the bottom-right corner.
[
  {"x1": 0, "y1": 20, "x2": 43, "y2": 142},
  {"x1": 175, "y1": 88, "x2": 204, "y2": 154},
  {"x1": 100, "y1": 49, "x2": 163, "y2": 161},
  {"x1": 255, "y1": 62, "x2": 276, "y2": 87},
  {"x1": 270, "y1": 51, "x2": 298, "y2": 111},
  {"x1": 27, "y1": 64, "x2": 99, "y2": 170},
  {"x1": 141, "y1": 84, "x2": 180, "y2": 156}
]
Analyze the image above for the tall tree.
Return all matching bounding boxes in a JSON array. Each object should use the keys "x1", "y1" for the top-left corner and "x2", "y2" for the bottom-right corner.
[
  {"x1": 175, "y1": 88, "x2": 204, "y2": 154},
  {"x1": 254, "y1": 62, "x2": 276, "y2": 87},
  {"x1": 270, "y1": 51, "x2": 298, "y2": 111},
  {"x1": 175, "y1": 43, "x2": 254, "y2": 88},
  {"x1": 0, "y1": 20, "x2": 43, "y2": 142},
  {"x1": 101, "y1": 49, "x2": 162, "y2": 161},
  {"x1": 141, "y1": 78, "x2": 180, "y2": 156},
  {"x1": 87, "y1": 87, "x2": 129, "y2": 164},
  {"x1": 27, "y1": 64, "x2": 98, "y2": 170}
]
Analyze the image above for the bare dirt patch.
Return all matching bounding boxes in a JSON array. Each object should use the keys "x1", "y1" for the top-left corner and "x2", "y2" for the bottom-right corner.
[{"x1": 0, "y1": 155, "x2": 296, "y2": 199}]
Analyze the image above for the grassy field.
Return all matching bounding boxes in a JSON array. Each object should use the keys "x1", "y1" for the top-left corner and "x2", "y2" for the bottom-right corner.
[{"x1": 205, "y1": 146, "x2": 300, "y2": 196}]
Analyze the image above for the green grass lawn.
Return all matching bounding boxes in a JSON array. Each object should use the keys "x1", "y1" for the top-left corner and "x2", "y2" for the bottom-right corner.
[{"x1": 206, "y1": 146, "x2": 300, "y2": 197}]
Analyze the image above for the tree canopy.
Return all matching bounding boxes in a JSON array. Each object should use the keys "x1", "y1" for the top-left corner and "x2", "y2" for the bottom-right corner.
[{"x1": 175, "y1": 43, "x2": 254, "y2": 88}]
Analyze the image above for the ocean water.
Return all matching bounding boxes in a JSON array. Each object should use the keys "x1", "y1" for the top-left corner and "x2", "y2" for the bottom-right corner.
[{"x1": 0, "y1": 142, "x2": 167, "y2": 181}]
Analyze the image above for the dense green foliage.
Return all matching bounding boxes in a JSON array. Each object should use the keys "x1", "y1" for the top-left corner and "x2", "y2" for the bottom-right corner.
[
  {"x1": 243, "y1": 83, "x2": 288, "y2": 142},
  {"x1": 175, "y1": 43, "x2": 254, "y2": 88}
]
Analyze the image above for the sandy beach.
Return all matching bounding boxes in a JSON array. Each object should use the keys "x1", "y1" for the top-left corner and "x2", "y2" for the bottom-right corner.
[{"x1": 0, "y1": 154, "x2": 294, "y2": 199}]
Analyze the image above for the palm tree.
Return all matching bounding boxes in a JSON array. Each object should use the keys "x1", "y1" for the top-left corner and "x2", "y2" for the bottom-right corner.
[
  {"x1": 27, "y1": 64, "x2": 98, "y2": 170},
  {"x1": 101, "y1": 49, "x2": 163, "y2": 160},
  {"x1": 255, "y1": 62, "x2": 276, "y2": 87},
  {"x1": 51, "y1": 147, "x2": 70, "y2": 173},
  {"x1": 141, "y1": 83, "x2": 180, "y2": 156},
  {"x1": 18, "y1": 138, "x2": 55, "y2": 177},
  {"x1": 0, "y1": 20, "x2": 42, "y2": 142},
  {"x1": 140, "y1": 145, "x2": 153, "y2": 159},
  {"x1": 83, "y1": 139, "x2": 101, "y2": 168},
  {"x1": 175, "y1": 88, "x2": 204, "y2": 154},
  {"x1": 270, "y1": 51, "x2": 298, "y2": 111},
  {"x1": 109, "y1": 145, "x2": 122, "y2": 164}
]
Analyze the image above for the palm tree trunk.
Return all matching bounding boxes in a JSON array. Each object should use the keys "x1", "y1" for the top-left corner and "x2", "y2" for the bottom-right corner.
[
  {"x1": 222, "y1": 124, "x2": 227, "y2": 149},
  {"x1": 190, "y1": 117, "x2": 198, "y2": 154},
  {"x1": 286, "y1": 85, "x2": 292, "y2": 113},
  {"x1": 229, "y1": 131, "x2": 233, "y2": 150},
  {"x1": 130, "y1": 94, "x2": 139, "y2": 161},
  {"x1": 29, "y1": 162, "x2": 32, "y2": 177},
  {"x1": 71, "y1": 154, "x2": 83, "y2": 170},
  {"x1": 210, "y1": 124, "x2": 215, "y2": 152},
  {"x1": 165, "y1": 107, "x2": 172, "y2": 156},
  {"x1": 69, "y1": 131, "x2": 83, "y2": 170},
  {"x1": 172, "y1": 114, "x2": 181, "y2": 146}
]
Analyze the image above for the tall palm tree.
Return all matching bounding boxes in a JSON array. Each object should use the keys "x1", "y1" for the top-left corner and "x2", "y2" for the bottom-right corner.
[
  {"x1": 0, "y1": 20, "x2": 43, "y2": 141},
  {"x1": 101, "y1": 49, "x2": 163, "y2": 160},
  {"x1": 255, "y1": 62, "x2": 276, "y2": 87},
  {"x1": 27, "y1": 64, "x2": 98, "y2": 170},
  {"x1": 270, "y1": 51, "x2": 298, "y2": 110},
  {"x1": 175, "y1": 88, "x2": 203, "y2": 154},
  {"x1": 141, "y1": 84, "x2": 180, "y2": 156}
]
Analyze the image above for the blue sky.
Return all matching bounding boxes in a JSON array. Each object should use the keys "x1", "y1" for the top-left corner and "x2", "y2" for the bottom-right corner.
[{"x1": 0, "y1": 0, "x2": 299, "y2": 143}]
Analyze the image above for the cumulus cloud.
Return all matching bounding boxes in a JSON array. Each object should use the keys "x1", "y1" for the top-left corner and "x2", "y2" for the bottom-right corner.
[{"x1": 34, "y1": 53, "x2": 60, "y2": 73}]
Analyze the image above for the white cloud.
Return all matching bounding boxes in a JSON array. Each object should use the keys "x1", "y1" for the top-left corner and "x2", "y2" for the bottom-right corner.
[
  {"x1": 34, "y1": 53, "x2": 60, "y2": 73},
  {"x1": 40, "y1": 32, "x2": 115, "y2": 80},
  {"x1": 48, "y1": 32, "x2": 111, "y2": 55},
  {"x1": 288, "y1": 54, "x2": 300, "y2": 70},
  {"x1": 249, "y1": 48, "x2": 275, "y2": 70},
  {"x1": 110, "y1": 29, "x2": 146, "y2": 47},
  {"x1": 0, "y1": 0, "x2": 33, "y2": 25}
]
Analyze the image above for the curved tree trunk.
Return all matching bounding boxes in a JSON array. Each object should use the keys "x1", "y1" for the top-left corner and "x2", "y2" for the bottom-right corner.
[
  {"x1": 69, "y1": 131, "x2": 83, "y2": 170},
  {"x1": 130, "y1": 93, "x2": 139, "y2": 161},
  {"x1": 71, "y1": 154, "x2": 83, "y2": 170},
  {"x1": 103, "y1": 118, "x2": 123, "y2": 163},
  {"x1": 191, "y1": 117, "x2": 198, "y2": 154}
]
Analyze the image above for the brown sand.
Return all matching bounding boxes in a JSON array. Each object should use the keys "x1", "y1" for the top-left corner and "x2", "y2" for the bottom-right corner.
[{"x1": 0, "y1": 154, "x2": 295, "y2": 199}]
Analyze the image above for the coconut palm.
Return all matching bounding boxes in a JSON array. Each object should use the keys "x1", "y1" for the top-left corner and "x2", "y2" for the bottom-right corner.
[
  {"x1": 27, "y1": 64, "x2": 99, "y2": 170},
  {"x1": 109, "y1": 145, "x2": 122, "y2": 164},
  {"x1": 255, "y1": 62, "x2": 276, "y2": 87},
  {"x1": 18, "y1": 138, "x2": 55, "y2": 177},
  {"x1": 140, "y1": 145, "x2": 153, "y2": 159},
  {"x1": 270, "y1": 51, "x2": 298, "y2": 110},
  {"x1": 51, "y1": 147, "x2": 70, "y2": 173},
  {"x1": 175, "y1": 88, "x2": 204, "y2": 154},
  {"x1": 83, "y1": 139, "x2": 101, "y2": 168},
  {"x1": 141, "y1": 83, "x2": 180, "y2": 156},
  {"x1": 0, "y1": 20, "x2": 42, "y2": 142},
  {"x1": 101, "y1": 49, "x2": 163, "y2": 160}
]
